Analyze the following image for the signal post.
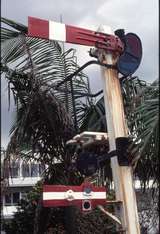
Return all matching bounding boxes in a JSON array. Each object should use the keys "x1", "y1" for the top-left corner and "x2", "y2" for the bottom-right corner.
[
  {"x1": 99, "y1": 25, "x2": 140, "y2": 233},
  {"x1": 28, "y1": 16, "x2": 142, "y2": 233}
]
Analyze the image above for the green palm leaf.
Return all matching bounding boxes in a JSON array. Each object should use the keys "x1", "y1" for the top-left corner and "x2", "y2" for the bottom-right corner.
[
  {"x1": 80, "y1": 76, "x2": 159, "y2": 186},
  {"x1": 1, "y1": 17, "x2": 91, "y2": 134}
]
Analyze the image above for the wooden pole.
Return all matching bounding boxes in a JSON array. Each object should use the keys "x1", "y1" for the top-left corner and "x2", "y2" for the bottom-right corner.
[{"x1": 98, "y1": 25, "x2": 140, "y2": 233}]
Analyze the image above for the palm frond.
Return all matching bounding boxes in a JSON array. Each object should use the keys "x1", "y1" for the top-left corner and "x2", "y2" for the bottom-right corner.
[
  {"x1": 1, "y1": 17, "x2": 27, "y2": 33},
  {"x1": 80, "y1": 76, "x2": 159, "y2": 185},
  {"x1": 1, "y1": 17, "x2": 91, "y2": 133}
]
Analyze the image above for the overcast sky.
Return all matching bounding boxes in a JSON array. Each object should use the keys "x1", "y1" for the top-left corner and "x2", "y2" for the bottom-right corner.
[{"x1": 1, "y1": 0, "x2": 159, "y2": 148}]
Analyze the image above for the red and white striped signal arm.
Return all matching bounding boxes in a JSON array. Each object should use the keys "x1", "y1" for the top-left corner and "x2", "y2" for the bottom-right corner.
[
  {"x1": 43, "y1": 182, "x2": 106, "y2": 212},
  {"x1": 28, "y1": 16, "x2": 123, "y2": 53}
]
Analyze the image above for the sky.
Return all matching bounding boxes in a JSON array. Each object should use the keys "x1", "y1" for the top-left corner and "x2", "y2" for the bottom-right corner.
[{"x1": 1, "y1": 0, "x2": 159, "y2": 148}]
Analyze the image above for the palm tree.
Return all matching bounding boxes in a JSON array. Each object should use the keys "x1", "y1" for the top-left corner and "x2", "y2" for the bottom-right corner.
[
  {"x1": 1, "y1": 17, "x2": 91, "y2": 234},
  {"x1": 1, "y1": 17, "x2": 92, "y2": 164},
  {"x1": 81, "y1": 76, "x2": 159, "y2": 187},
  {"x1": 123, "y1": 78, "x2": 159, "y2": 184}
]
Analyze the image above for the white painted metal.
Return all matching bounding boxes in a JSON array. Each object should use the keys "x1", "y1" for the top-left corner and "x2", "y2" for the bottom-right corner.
[
  {"x1": 73, "y1": 131, "x2": 108, "y2": 140},
  {"x1": 43, "y1": 191, "x2": 106, "y2": 200},
  {"x1": 98, "y1": 205, "x2": 122, "y2": 225},
  {"x1": 66, "y1": 131, "x2": 108, "y2": 147},
  {"x1": 80, "y1": 131, "x2": 108, "y2": 137},
  {"x1": 49, "y1": 21, "x2": 66, "y2": 41}
]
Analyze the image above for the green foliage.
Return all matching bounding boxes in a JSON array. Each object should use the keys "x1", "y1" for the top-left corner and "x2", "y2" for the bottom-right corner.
[
  {"x1": 1, "y1": 17, "x2": 90, "y2": 129},
  {"x1": 121, "y1": 77, "x2": 159, "y2": 186},
  {"x1": 80, "y1": 97, "x2": 106, "y2": 132},
  {"x1": 1, "y1": 17, "x2": 91, "y2": 180},
  {"x1": 81, "y1": 76, "x2": 159, "y2": 187}
]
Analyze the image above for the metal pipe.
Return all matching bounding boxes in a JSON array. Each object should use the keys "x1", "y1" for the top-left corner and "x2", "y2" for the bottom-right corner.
[{"x1": 56, "y1": 60, "x2": 116, "y2": 88}]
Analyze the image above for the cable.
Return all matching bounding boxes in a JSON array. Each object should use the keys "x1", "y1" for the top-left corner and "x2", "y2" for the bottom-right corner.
[
  {"x1": 55, "y1": 60, "x2": 116, "y2": 88},
  {"x1": 52, "y1": 86, "x2": 103, "y2": 98}
]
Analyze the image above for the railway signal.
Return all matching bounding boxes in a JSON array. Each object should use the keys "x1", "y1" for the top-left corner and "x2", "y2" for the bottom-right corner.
[
  {"x1": 28, "y1": 16, "x2": 142, "y2": 233},
  {"x1": 43, "y1": 182, "x2": 106, "y2": 212},
  {"x1": 28, "y1": 16, "x2": 142, "y2": 77}
]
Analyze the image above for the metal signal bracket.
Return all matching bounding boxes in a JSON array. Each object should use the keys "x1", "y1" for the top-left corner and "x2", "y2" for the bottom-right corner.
[
  {"x1": 28, "y1": 16, "x2": 124, "y2": 54},
  {"x1": 28, "y1": 17, "x2": 142, "y2": 76}
]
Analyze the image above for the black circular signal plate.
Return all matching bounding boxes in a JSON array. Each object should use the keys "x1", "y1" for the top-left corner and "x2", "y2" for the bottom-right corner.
[{"x1": 117, "y1": 33, "x2": 142, "y2": 76}]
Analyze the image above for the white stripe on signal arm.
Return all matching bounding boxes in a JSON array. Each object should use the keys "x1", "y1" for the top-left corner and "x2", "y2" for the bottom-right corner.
[
  {"x1": 49, "y1": 21, "x2": 66, "y2": 42},
  {"x1": 43, "y1": 192, "x2": 106, "y2": 200}
]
